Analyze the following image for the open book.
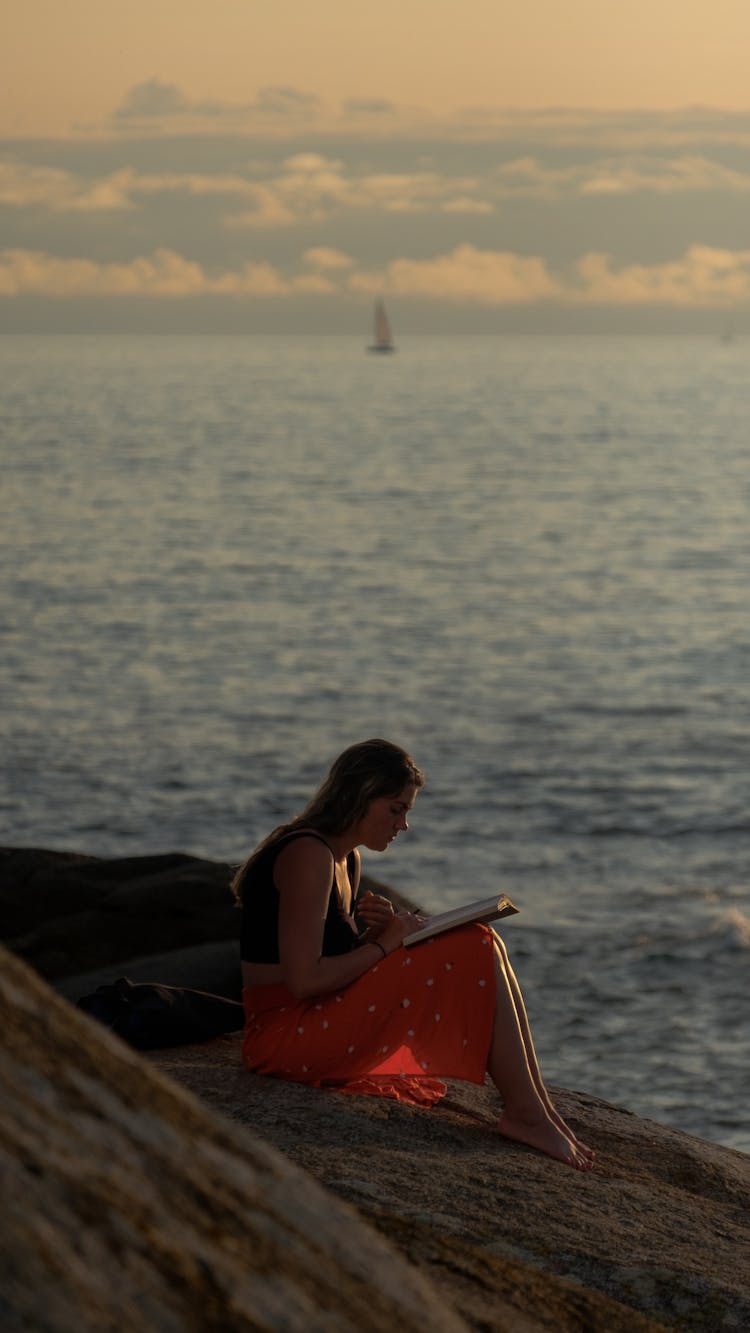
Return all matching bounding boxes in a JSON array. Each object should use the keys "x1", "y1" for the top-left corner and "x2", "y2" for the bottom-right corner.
[{"x1": 403, "y1": 893, "x2": 518, "y2": 947}]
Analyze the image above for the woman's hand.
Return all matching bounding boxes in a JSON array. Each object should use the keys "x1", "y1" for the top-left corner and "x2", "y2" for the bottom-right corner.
[
  {"x1": 356, "y1": 890, "x2": 396, "y2": 935},
  {"x1": 376, "y1": 911, "x2": 424, "y2": 956}
]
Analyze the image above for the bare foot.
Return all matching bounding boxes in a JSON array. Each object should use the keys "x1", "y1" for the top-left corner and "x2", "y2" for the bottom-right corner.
[
  {"x1": 497, "y1": 1111, "x2": 593, "y2": 1170},
  {"x1": 546, "y1": 1106, "x2": 595, "y2": 1160},
  {"x1": 535, "y1": 1088, "x2": 595, "y2": 1157}
]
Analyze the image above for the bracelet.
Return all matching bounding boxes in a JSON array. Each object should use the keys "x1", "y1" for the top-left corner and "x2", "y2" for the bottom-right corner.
[{"x1": 372, "y1": 940, "x2": 387, "y2": 960}]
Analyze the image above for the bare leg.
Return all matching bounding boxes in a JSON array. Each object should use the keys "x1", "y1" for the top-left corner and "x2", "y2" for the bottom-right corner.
[
  {"x1": 493, "y1": 933, "x2": 594, "y2": 1158},
  {"x1": 487, "y1": 949, "x2": 592, "y2": 1170}
]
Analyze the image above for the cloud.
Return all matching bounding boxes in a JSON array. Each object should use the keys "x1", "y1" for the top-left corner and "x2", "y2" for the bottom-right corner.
[
  {"x1": 224, "y1": 155, "x2": 348, "y2": 227},
  {"x1": 111, "y1": 79, "x2": 322, "y2": 127},
  {"x1": 5, "y1": 243, "x2": 750, "y2": 309},
  {"x1": 11, "y1": 141, "x2": 749, "y2": 244},
  {"x1": 8, "y1": 103, "x2": 750, "y2": 329},
  {"x1": 342, "y1": 99, "x2": 399, "y2": 116},
  {"x1": 102, "y1": 95, "x2": 750, "y2": 148},
  {"x1": 0, "y1": 248, "x2": 332, "y2": 297},
  {"x1": 0, "y1": 155, "x2": 354, "y2": 228},
  {"x1": 350, "y1": 243, "x2": 750, "y2": 308},
  {"x1": 0, "y1": 248, "x2": 207, "y2": 296},
  {"x1": 452, "y1": 106, "x2": 750, "y2": 151},
  {"x1": 0, "y1": 160, "x2": 134, "y2": 211},
  {"x1": 575, "y1": 245, "x2": 750, "y2": 306},
  {"x1": 87, "y1": 93, "x2": 750, "y2": 156},
  {"x1": 493, "y1": 153, "x2": 750, "y2": 198},
  {"x1": 349, "y1": 245, "x2": 559, "y2": 303},
  {"x1": 114, "y1": 79, "x2": 191, "y2": 119},
  {"x1": 254, "y1": 87, "x2": 321, "y2": 116},
  {"x1": 441, "y1": 197, "x2": 494, "y2": 214},
  {"x1": 227, "y1": 157, "x2": 492, "y2": 226},
  {"x1": 303, "y1": 247, "x2": 354, "y2": 270},
  {"x1": 580, "y1": 155, "x2": 750, "y2": 195}
]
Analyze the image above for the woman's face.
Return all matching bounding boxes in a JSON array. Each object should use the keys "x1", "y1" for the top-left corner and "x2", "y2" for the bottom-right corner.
[{"x1": 354, "y1": 783, "x2": 418, "y2": 851}]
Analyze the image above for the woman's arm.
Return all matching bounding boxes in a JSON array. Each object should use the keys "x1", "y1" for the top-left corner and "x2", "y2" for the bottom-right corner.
[
  {"x1": 276, "y1": 837, "x2": 417, "y2": 999},
  {"x1": 353, "y1": 847, "x2": 406, "y2": 941},
  {"x1": 357, "y1": 890, "x2": 399, "y2": 936}
]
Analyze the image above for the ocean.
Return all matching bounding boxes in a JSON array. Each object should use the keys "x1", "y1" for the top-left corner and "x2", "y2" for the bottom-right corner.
[{"x1": 2, "y1": 332, "x2": 748, "y2": 1152}]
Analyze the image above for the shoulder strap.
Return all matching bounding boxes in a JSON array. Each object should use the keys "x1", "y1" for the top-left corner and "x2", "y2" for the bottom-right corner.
[{"x1": 274, "y1": 828, "x2": 335, "y2": 857}]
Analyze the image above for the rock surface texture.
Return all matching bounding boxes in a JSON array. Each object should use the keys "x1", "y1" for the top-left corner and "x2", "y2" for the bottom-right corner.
[
  {"x1": 1, "y1": 846, "x2": 406, "y2": 998},
  {"x1": 152, "y1": 1040, "x2": 750, "y2": 1333},
  {"x1": 0, "y1": 946, "x2": 468, "y2": 1333},
  {"x1": 3, "y1": 846, "x2": 749, "y2": 1331}
]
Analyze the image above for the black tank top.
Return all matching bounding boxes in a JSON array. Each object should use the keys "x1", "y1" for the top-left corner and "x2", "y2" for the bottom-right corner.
[{"x1": 240, "y1": 829, "x2": 359, "y2": 964}]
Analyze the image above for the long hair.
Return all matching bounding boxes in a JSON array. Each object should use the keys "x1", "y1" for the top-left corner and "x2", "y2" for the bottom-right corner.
[{"x1": 231, "y1": 738, "x2": 424, "y2": 902}]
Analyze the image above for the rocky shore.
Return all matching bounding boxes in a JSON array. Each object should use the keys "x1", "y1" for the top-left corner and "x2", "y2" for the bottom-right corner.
[{"x1": 2, "y1": 846, "x2": 749, "y2": 1331}]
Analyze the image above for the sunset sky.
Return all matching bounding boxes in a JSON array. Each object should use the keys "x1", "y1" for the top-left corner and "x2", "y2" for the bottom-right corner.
[{"x1": 4, "y1": 0, "x2": 750, "y2": 331}]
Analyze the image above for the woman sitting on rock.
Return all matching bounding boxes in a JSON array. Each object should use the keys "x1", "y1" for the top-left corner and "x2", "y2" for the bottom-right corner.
[{"x1": 233, "y1": 738, "x2": 593, "y2": 1170}]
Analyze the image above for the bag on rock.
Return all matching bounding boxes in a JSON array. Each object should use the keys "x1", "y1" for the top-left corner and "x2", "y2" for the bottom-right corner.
[{"x1": 76, "y1": 977, "x2": 244, "y2": 1049}]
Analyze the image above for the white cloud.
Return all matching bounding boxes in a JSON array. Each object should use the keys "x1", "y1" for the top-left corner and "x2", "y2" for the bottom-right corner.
[
  {"x1": 10, "y1": 144, "x2": 746, "y2": 238},
  {"x1": 441, "y1": 197, "x2": 494, "y2": 214},
  {"x1": 0, "y1": 248, "x2": 330, "y2": 297},
  {"x1": 124, "y1": 170, "x2": 258, "y2": 198},
  {"x1": 0, "y1": 155, "x2": 493, "y2": 221},
  {"x1": 350, "y1": 243, "x2": 750, "y2": 308},
  {"x1": 228, "y1": 161, "x2": 492, "y2": 226},
  {"x1": 283, "y1": 153, "x2": 343, "y2": 173},
  {"x1": 0, "y1": 161, "x2": 134, "y2": 212},
  {"x1": 492, "y1": 157, "x2": 571, "y2": 196},
  {"x1": 578, "y1": 154, "x2": 750, "y2": 196},
  {"x1": 303, "y1": 247, "x2": 354, "y2": 270},
  {"x1": 349, "y1": 245, "x2": 559, "y2": 303},
  {"x1": 0, "y1": 248, "x2": 206, "y2": 296},
  {"x1": 5, "y1": 243, "x2": 750, "y2": 310},
  {"x1": 575, "y1": 245, "x2": 750, "y2": 306},
  {"x1": 494, "y1": 153, "x2": 750, "y2": 198}
]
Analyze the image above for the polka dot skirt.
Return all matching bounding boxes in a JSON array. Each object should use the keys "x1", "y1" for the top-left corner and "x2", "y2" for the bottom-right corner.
[{"x1": 242, "y1": 923, "x2": 496, "y2": 1107}]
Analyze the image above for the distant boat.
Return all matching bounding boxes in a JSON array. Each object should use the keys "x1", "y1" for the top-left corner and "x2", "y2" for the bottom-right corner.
[{"x1": 368, "y1": 299, "x2": 396, "y2": 353}]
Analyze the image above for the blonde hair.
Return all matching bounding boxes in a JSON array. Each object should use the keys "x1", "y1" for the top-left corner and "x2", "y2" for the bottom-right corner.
[{"x1": 231, "y1": 738, "x2": 424, "y2": 902}]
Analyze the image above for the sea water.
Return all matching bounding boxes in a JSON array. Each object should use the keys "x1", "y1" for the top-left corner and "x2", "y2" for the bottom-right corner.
[{"x1": 2, "y1": 332, "x2": 748, "y2": 1152}]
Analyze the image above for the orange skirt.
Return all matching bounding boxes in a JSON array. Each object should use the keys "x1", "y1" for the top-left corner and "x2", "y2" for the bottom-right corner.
[{"x1": 242, "y1": 922, "x2": 497, "y2": 1106}]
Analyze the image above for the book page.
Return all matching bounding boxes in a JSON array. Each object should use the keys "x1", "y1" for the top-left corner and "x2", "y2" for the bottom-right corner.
[{"x1": 403, "y1": 894, "x2": 518, "y2": 946}]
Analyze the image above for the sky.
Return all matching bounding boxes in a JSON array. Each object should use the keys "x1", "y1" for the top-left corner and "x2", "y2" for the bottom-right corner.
[{"x1": 4, "y1": 0, "x2": 750, "y2": 332}]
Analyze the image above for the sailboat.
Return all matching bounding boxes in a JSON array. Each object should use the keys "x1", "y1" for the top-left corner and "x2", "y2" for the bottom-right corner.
[{"x1": 368, "y1": 299, "x2": 396, "y2": 353}]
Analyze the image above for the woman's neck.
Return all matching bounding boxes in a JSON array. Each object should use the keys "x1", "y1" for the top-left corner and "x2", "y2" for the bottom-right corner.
[{"x1": 320, "y1": 829, "x2": 357, "y2": 862}]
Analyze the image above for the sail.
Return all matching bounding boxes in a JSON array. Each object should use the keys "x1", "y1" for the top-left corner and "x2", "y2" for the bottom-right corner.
[
  {"x1": 374, "y1": 300, "x2": 392, "y2": 347},
  {"x1": 368, "y1": 299, "x2": 395, "y2": 352}
]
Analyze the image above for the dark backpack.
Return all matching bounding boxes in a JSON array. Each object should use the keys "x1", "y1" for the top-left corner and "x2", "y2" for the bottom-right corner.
[{"x1": 76, "y1": 977, "x2": 243, "y2": 1049}]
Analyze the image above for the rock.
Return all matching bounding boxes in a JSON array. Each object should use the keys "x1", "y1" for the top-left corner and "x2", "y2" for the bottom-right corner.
[
  {"x1": 0, "y1": 945, "x2": 468, "y2": 1333},
  {"x1": 56, "y1": 941, "x2": 243, "y2": 1004},
  {"x1": 151, "y1": 1039, "x2": 750, "y2": 1333},
  {"x1": 1, "y1": 847, "x2": 406, "y2": 987},
  {"x1": 1, "y1": 847, "x2": 238, "y2": 980},
  {"x1": 5, "y1": 846, "x2": 748, "y2": 1329}
]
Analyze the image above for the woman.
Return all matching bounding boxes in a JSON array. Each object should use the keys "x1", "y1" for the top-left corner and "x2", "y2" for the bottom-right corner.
[{"x1": 233, "y1": 739, "x2": 593, "y2": 1170}]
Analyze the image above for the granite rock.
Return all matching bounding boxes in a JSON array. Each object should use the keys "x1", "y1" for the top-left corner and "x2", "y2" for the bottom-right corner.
[
  {"x1": 1, "y1": 846, "x2": 403, "y2": 991},
  {"x1": 4, "y1": 847, "x2": 748, "y2": 1330},
  {"x1": 0, "y1": 945, "x2": 468, "y2": 1333},
  {"x1": 153, "y1": 1038, "x2": 750, "y2": 1333}
]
